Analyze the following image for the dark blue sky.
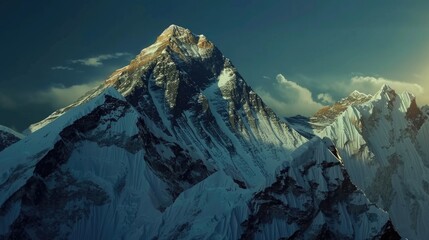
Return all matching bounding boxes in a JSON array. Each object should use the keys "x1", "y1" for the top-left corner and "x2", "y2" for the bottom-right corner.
[{"x1": 2, "y1": 1, "x2": 429, "y2": 131}]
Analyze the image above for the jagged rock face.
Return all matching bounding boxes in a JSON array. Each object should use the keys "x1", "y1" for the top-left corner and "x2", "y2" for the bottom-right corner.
[
  {"x1": 240, "y1": 137, "x2": 399, "y2": 240},
  {"x1": 151, "y1": 137, "x2": 400, "y2": 240},
  {"x1": 0, "y1": 125, "x2": 23, "y2": 151},
  {"x1": 318, "y1": 84, "x2": 429, "y2": 239}
]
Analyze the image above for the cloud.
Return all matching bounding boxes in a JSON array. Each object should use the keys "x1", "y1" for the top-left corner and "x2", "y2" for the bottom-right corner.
[
  {"x1": 317, "y1": 93, "x2": 334, "y2": 104},
  {"x1": 350, "y1": 76, "x2": 424, "y2": 95},
  {"x1": 255, "y1": 74, "x2": 328, "y2": 117},
  {"x1": 71, "y1": 52, "x2": 131, "y2": 67},
  {"x1": 346, "y1": 75, "x2": 429, "y2": 104},
  {"x1": 36, "y1": 80, "x2": 103, "y2": 108},
  {"x1": 51, "y1": 66, "x2": 74, "y2": 71}
]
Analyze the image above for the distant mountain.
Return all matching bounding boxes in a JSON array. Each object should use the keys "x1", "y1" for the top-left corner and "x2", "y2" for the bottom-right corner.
[
  {"x1": 311, "y1": 90, "x2": 372, "y2": 131},
  {"x1": 0, "y1": 25, "x2": 399, "y2": 239},
  {"x1": 0, "y1": 125, "x2": 23, "y2": 151},
  {"x1": 285, "y1": 90, "x2": 372, "y2": 138},
  {"x1": 310, "y1": 84, "x2": 429, "y2": 239}
]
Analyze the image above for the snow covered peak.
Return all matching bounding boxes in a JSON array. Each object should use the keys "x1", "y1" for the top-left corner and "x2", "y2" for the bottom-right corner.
[
  {"x1": 159, "y1": 24, "x2": 193, "y2": 39},
  {"x1": 0, "y1": 125, "x2": 24, "y2": 139},
  {"x1": 318, "y1": 83, "x2": 429, "y2": 239},
  {"x1": 141, "y1": 24, "x2": 216, "y2": 60},
  {"x1": 349, "y1": 90, "x2": 371, "y2": 99},
  {"x1": 380, "y1": 83, "x2": 393, "y2": 92},
  {"x1": 373, "y1": 84, "x2": 396, "y2": 101},
  {"x1": 309, "y1": 89, "x2": 372, "y2": 132}
]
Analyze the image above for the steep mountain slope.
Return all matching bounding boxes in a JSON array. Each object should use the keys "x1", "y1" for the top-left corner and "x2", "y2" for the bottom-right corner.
[
  {"x1": 0, "y1": 89, "x2": 186, "y2": 239},
  {"x1": 0, "y1": 125, "x2": 23, "y2": 151},
  {"x1": 240, "y1": 137, "x2": 398, "y2": 240},
  {"x1": 319, "y1": 84, "x2": 429, "y2": 239},
  {"x1": 0, "y1": 25, "x2": 400, "y2": 239},
  {"x1": 154, "y1": 137, "x2": 399, "y2": 239}
]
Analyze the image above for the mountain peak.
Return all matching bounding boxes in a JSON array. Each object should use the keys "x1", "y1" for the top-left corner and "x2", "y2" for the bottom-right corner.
[
  {"x1": 379, "y1": 84, "x2": 393, "y2": 93},
  {"x1": 373, "y1": 84, "x2": 396, "y2": 101},
  {"x1": 126, "y1": 24, "x2": 217, "y2": 73},
  {"x1": 349, "y1": 90, "x2": 370, "y2": 99},
  {"x1": 158, "y1": 24, "x2": 194, "y2": 41}
]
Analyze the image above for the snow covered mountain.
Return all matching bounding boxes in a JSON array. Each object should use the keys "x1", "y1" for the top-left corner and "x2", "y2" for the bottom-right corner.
[
  {"x1": 0, "y1": 125, "x2": 24, "y2": 151},
  {"x1": 315, "y1": 84, "x2": 429, "y2": 239},
  {"x1": 241, "y1": 137, "x2": 399, "y2": 239},
  {"x1": 0, "y1": 25, "x2": 399, "y2": 239},
  {"x1": 285, "y1": 90, "x2": 372, "y2": 138},
  {"x1": 311, "y1": 90, "x2": 372, "y2": 131}
]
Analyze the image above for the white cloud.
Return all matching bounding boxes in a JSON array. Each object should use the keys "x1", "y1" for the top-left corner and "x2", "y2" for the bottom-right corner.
[
  {"x1": 256, "y1": 74, "x2": 328, "y2": 117},
  {"x1": 72, "y1": 52, "x2": 131, "y2": 67},
  {"x1": 317, "y1": 93, "x2": 334, "y2": 104},
  {"x1": 36, "y1": 80, "x2": 103, "y2": 108},
  {"x1": 0, "y1": 80, "x2": 105, "y2": 110},
  {"x1": 350, "y1": 76, "x2": 424, "y2": 95},
  {"x1": 51, "y1": 65, "x2": 74, "y2": 71}
]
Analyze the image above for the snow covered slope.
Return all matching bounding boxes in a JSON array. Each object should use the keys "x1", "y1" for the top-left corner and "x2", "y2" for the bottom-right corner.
[
  {"x1": 241, "y1": 137, "x2": 399, "y2": 239},
  {"x1": 0, "y1": 102, "x2": 400, "y2": 239},
  {"x1": 154, "y1": 137, "x2": 399, "y2": 239},
  {"x1": 319, "y1": 84, "x2": 429, "y2": 239},
  {"x1": 0, "y1": 125, "x2": 24, "y2": 151},
  {"x1": 0, "y1": 88, "x2": 211, "y2": 239}
]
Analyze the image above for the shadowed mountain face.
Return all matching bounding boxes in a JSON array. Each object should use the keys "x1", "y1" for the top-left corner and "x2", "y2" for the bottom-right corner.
[{"x1": 0, "y1": 25, "x2": 399, "y2": 239}]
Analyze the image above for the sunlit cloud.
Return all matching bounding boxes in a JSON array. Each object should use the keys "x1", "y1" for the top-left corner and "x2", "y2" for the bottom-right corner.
[
  {"x1": 317, "y1": 93, "x2": 334, "y2": 104},
  {"x1": 350, "y1": 76, "x2": 424, "y2": 95},
  {"x1": 255, "y1": 73, "x2": 429, "y2": 118},
  {"x1": 35, "y1": 80, "x2": 103, "y2": 108},
  {"x1": 346, "y1": 75, "x2": 429, "y2": 104},
  {"x1": 256, "y1": 74, "x2": 328, "y2": 117},
  {"x1": 71, "y1": 52, "x2": 131, "y2": 67}
]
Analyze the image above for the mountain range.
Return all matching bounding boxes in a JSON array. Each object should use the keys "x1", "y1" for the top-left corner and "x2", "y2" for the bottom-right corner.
[{"x1": 0, "y1": 25, "x2": 416, "y2": 239}]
